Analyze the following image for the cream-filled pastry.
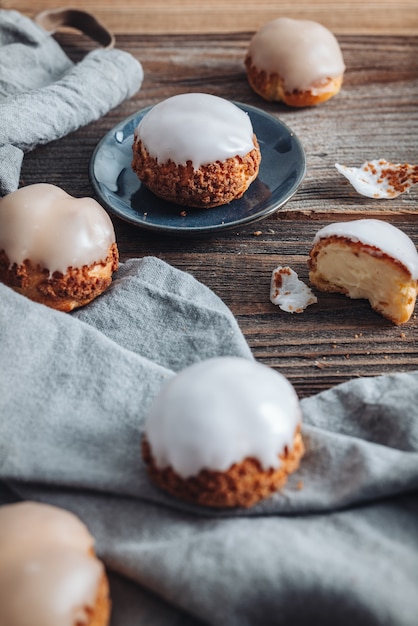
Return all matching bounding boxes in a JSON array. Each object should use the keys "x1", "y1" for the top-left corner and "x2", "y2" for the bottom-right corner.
[
  {"x1": 308, "y1": 219, "x2": 418, "y2": 324},
  {"x1": 245, "y1": 17, "x2": 345, "y2": 106},
  {"x1": 0, "y1": 183, "x2": 118, "y2": 311},
  {"x1": 132, "y1": 93, "x2": 261, "y2": 208},
  {"x1": 0, "y1": 501, "x2": 110, "y2": 626},
  {"x1": 142, "y1": 356, "x2": 304, "y2": 508}
]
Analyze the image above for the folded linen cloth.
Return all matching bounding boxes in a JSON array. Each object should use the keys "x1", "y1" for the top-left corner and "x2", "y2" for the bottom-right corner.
[
  {"x1": 0, "y1": 9, "x2": 143, "y2": 195},
  {"x1": 0, "y1": 256, "x2": 417, "y2": 626}
]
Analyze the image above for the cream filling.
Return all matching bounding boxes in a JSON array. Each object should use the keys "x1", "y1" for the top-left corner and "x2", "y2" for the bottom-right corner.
[{"x1": 313, "y1": 219, "x2": 418, "y2": 279}]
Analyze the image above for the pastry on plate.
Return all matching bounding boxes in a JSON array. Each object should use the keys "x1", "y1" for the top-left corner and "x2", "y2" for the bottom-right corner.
[
  {"x1": 0, "y1": 183, "x2": 118, "y2": 312},
  {"x1": 142, "y1": 356, "x2": 304, "y2": 508},
  {"x1": 0, "y1": 501, "x2": 110, "y2": 626},
  {"x1": 132, "y1": 93, "x2": 261, "y2": 208},
  {"x1": 245, "y1": 17, "x2": 345, "y2": 107},
  {"x1": 308, "y1": 219, "x2": 418, "y2": 324}
]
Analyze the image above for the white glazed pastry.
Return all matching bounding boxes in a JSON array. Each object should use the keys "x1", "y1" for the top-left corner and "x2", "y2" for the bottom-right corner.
[
  {"x1": 0, "y1": 501, "x2": 110, "y2": 626},
  {"x1": 245, "y1": 17, "x2": 345, "y2": 106},
  {"x1": 308, "y1": 219, "x2": 418, "y2": 324},
  {"x1": 0, "y1": 183, "x2": 118, "y2": 311},
  {"x1": 132, "y1": 93, "x2": 261, "y2": 208},
  {"x1": 142, "y1": 356, "x2": 304, "y2": 508}
]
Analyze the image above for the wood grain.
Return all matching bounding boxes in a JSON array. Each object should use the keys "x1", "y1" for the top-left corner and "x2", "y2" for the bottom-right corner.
[
  {"x1": 18, "y1": 31, "x2": 418, "y2": 398},
  {"x1": 4, "y1": 0, "x2": 418, "y2": 35}
]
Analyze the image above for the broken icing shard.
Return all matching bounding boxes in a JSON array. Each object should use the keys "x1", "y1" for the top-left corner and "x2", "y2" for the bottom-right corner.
[
  {"x1": 335, "y1": 159, "x2": 418, "y2": 199},
  {"x1": 270, "y1": 266, "x2": 317, "y2": 313}
]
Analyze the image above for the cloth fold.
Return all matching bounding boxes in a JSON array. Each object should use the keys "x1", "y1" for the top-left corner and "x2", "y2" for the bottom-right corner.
[
  {"x1": 1, "y1": 256, "x2": 417, "y2": 625},
  {"x1": 0, "y1": 9, "x2": 143, "y2": 195}
]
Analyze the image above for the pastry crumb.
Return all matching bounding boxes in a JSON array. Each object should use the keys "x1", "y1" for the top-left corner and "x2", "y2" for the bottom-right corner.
[
  {"x1": 270, "y1": 266, "x2": 317, "y2": 313},
  {"x1": 335, "y1": 159, "x2": 418, "y2": 199}
]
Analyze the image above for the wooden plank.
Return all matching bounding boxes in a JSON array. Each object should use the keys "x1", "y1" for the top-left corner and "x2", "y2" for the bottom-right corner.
[
  {"x1": 18, "y1": 32, "x2": 418, "y2": 398},
  {"x1": 4, "y1": 0, "x2": 418, "y2": 35}
]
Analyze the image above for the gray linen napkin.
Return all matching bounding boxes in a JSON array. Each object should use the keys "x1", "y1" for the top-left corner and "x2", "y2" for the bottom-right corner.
[
  {"x1": 0, "y1": 9, "x2": 143, "y2": 195},
  {"x1": 0, "y1": 255, "x2": 417, "y2": 626}
]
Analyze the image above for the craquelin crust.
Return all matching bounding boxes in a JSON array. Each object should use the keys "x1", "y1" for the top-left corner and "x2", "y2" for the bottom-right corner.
[
  {"x1": 308, "y1": 236, "x2": 418, "y2": 324},
  {"x1": 245, "y1": 55, "x2": 343, "y2": 107},
  {"x1": 0, "y1": 242, "x2": 119, "y2": 312},
  {"x1": 132, "y1": 135, "x2": 261, "y2": 208},
  {"x1": 141, "y1": 428, "x2": 304, "y2": 508}
]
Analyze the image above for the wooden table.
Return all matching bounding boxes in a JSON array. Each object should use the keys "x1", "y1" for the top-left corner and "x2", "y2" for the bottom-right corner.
[{"x1": 11, "y1": 1, "x2": 418, "y2": 397}]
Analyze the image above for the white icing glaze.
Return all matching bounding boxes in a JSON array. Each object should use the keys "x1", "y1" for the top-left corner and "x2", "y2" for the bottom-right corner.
[
  {"x1": 0, "y1": 183, "x2": 115, "y2": 274},
  {"x1": 145, "y1": 356, "x2": 302, "y2": 478},
  {"x1": 0, "y1": 501, "x2": 94, "y2": 562},
  {"x1": 313, "y1": 219, "x2": 418, "y2": 279},
  {"x1": 248, "y1": 18, "x2": 345, "y2": 92},
  {"x1": 135, "y1": 93, "x2": 256, "y2": 169},
  {"x1": 0, "y1": 502, "x2": 104, "y2": 626}
]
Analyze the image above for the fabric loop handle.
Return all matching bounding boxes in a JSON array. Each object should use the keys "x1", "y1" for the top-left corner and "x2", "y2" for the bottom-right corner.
[{"x1": 34, "y1": 8, "x2": 115, "y2": 49}]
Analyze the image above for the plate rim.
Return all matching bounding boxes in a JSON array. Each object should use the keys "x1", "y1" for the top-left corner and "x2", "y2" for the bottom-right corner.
[{"x1": 89, "y1": 100, "x2": 306, "y2": 236}]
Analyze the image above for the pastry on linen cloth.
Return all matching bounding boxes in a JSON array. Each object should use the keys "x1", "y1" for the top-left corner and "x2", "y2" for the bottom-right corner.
[
  {"x1": 0, "y1": 183, "x2": 118, "y2": 312},
  {"x1": 0, "y1": 501, "x2": 111, "y2": 626},
  {"x1": 142, "y1": 356, "x2": 304, "y2": 508}
]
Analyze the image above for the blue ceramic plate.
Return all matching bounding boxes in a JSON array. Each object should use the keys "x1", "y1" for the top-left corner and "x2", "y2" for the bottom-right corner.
[{"x1": 89, "y1": 102, "x2": 306, "y2": 235}]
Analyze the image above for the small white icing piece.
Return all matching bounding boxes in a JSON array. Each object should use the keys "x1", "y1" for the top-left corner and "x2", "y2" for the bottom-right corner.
[
  {"x1": 270, "y1": 266, "x2": 317, "y2": 312},
  {"x1": 134, "y1": 93, "x2": 256, "y2": 169},
  {"x1": 0, "y1": 502, "x2": 103, "y2": 626},
  {"x1": 0, "y1": 183, "x2": 115, "y2": 274},
  {"x1": 247, "y1": 18, "x2": 345, "y2": 92},
  {"x1": 313, "y1": 219, "x2": 418, "y2": 279},
  {"x1": 335, "y1": 160, "x2": 418, "y2": 199},
  {"x1": 145, "y1": 356, "x2": 302, "y2": 478}
]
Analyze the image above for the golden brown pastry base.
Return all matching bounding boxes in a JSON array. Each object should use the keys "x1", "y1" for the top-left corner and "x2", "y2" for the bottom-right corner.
[
  {"x1": 308, "y1": 236, "x2": 418, "y2": 325},
  {"x1": 131, "y1": 136, "x2": 261, "y2": 208},
  {"x1": 142, "y1": 429, "x2": 304, "y2": 508},
  {"x1": 0, "y1": 243, "x2": 119, "y2": 312},
  {"x1": 81, "y1": 572, "x2": 111, "y2": 626},
  {"x1": 245, "y1": 56, "x2": 343, "y2": 107}
]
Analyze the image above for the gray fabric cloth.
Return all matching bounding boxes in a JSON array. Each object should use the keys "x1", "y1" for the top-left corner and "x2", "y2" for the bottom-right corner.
[
  {"x1": 0, "y1": 9, "x2": 143, "y2": 195},
  {"x1": 0, "y1": 255, "x2": 417, "y2": 626}
]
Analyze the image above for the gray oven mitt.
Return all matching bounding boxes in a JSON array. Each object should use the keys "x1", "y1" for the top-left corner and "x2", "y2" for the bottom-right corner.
[
  {"x1": 0, "y1": 256, "x2": 417, "y2": 626},
  {"x1": 0, "y1": 9, "x2": 143, "y2": 195}
]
